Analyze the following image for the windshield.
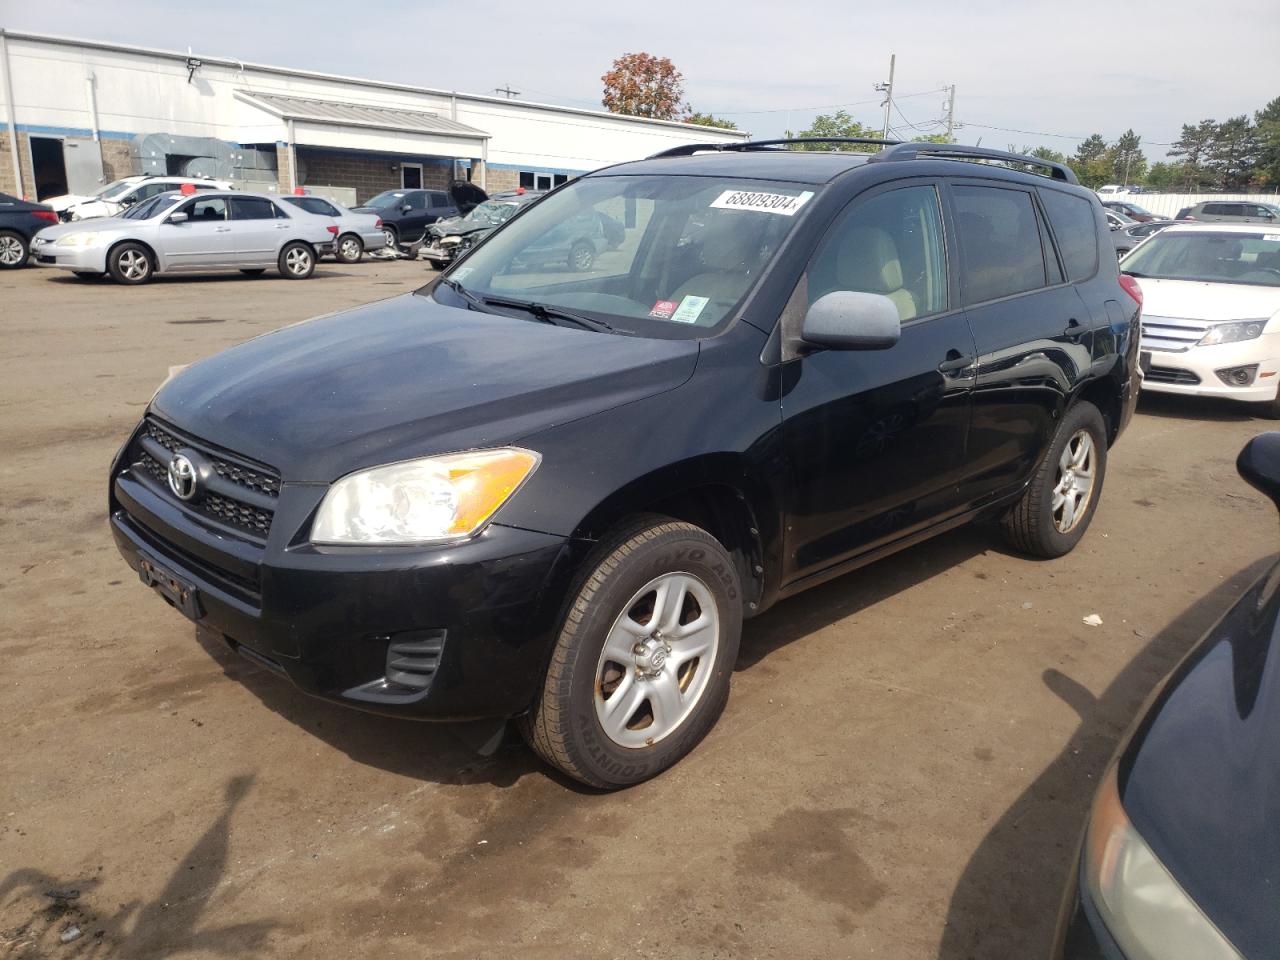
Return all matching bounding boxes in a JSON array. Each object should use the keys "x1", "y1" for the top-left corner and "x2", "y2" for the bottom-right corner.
[
  {"x1": 464, "y1": 200, "x2": 521, "y2": 225},
  {"x1": 365, "y1": 190, "x2": 408, "y2": 209},
  {"x1": 122, "y1": 194, "x2": 178, "y2": 220},
  {"x1": 432, "y1": 175, "x2": 817, "y2": 337},
  {"x1": 94, "y1": 179, "x2": 137, "y2": 200},
  {"x1": 1123, "y1": 231, "x2": 1280, "y2": 287}
]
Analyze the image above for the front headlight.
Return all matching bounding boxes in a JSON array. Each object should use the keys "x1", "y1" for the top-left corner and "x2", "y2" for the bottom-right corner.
[
  {"x1": 1083, "y1": 765, "x2": 1242, "y2": 960},
  {"x1": 55, "y1": 232, "x2": 100, "y2": 247},
  {"x1": 1198, "y1": 320, "x2": 1268, "y2": 346},
  {"x1": 310, "y1": 448, "x2": 539, "y2": 545}
]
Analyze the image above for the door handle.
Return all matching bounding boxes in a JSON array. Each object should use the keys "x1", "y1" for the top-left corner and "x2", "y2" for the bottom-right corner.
[
  {"x1": 937, "y1": 349, "x2": 973, "y2": 374},
  {"x1": 1063, "y1": 318, "x2": 1086, "y2": 340}
]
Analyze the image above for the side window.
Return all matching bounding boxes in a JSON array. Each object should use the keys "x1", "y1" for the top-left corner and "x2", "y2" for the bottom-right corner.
[
  {"x1": 429, "y1": 193, "x2": 448, "y2": 209},
  {"x1": 317, "y1": 200, "x2": 339, "y2": 216},
  {"x1": 807, "y1": 184, "x2": 948, "y2": 322},
  {"x1": 1040, "y1": 189, "x2": 1100, "y2": 281},
  {"x1": 951, "y1": 184, "x2": 1049, "y2": 304},
  {"x1": 182, "y1": 197, "x2": 228, "y2": 221},
  {"x1": 406, "y1": 192, "x2": 427, "y2": 211},
  {"x1": 1252, "y1": 205, "x2": 1276, "y2": 220},
  {"x1": 229, "y1": 197, "x2": 279, "y2": 220}
]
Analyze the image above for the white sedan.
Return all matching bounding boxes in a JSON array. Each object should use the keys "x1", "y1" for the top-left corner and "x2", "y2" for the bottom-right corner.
[
  {"x1": 1124, "y1": 223, "x2": 1280, "y2": 417},
  {"x1": 30, "y1": 190, "x2": 337, "y2": 284},
  {"x1": 278, "y1": 194, "x2": 387, "y2": 263}
]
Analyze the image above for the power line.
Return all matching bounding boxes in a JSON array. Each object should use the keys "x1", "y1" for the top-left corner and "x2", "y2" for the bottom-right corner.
[{"x1": 961, "y1": 120, "x2": 1176, "y2": 147}]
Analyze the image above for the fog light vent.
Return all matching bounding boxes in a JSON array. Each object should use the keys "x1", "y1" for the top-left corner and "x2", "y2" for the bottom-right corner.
[
  {"x1": 1215, "y1": 364, "x2": 1259, "y2": 387},
  {"x1": 384, "y1": 629, "x2": 446, "y2": 691}
]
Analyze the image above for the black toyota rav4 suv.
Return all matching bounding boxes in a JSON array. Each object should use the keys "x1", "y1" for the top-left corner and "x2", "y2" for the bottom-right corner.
[{"x1": 110, "y1": 140, "x2": 1141, "y2": 788}]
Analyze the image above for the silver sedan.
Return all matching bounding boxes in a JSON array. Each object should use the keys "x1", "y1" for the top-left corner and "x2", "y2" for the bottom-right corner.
[
  {"x1": 30, "y1": 190, "x2": 337, "y2": 284},
  {"x1": 277, "y1": 194, "x2": 387, "y2": 263}
]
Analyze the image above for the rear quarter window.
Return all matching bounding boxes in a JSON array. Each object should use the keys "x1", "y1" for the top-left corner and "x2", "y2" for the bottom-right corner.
[{"x1": 1040, "y1": 189, "x2": 1100, "y2": 281}]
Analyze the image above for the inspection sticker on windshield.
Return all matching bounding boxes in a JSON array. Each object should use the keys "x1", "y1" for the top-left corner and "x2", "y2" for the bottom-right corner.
[
  {"x1": 710, "y1": 189, "x2": 814, "y2": 216},
  {"x1": 669, "y1": 295, "x2": 709, "y2": 324},
  {"x1": 649, "y1": 299, "x2": 679, "y2": 319}
]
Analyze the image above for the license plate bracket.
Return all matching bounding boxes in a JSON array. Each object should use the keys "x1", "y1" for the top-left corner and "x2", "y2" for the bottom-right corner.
[{"x1": 138, "y1": 552, "x2": 203, "y2": 621}]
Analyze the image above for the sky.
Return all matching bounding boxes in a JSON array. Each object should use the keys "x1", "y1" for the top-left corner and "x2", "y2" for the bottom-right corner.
[{"x1": 4, "y1": 0, "x2": 1278, "y2": 160}]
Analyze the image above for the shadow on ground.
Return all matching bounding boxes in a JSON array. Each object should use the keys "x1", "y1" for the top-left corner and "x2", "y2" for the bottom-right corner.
[
  {"x1": 936, "y1": 556, "x2": 1272, "y2": 959},
  {"x1": 0, "y1": 774, "x2": 281, "y2": 958},
  {"x1": 1137, "y1": 391, "x2": 1264, "y2": 423}
]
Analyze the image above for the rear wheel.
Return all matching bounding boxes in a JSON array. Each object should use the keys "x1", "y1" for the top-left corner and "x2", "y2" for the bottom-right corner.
[
  {"x1": 0, "y1": 230, "x2": 28, "y2": 268},
  {"x1": 107, "y1": 242, "x2": 153, "y2": 284},
  {"x1": 277, "y1": 242, "x2": 315, "y2": 279},
  {"x1": 1002, "y1": 400, "x2": 1107, "y2": 558},
  {"x1": 335, "y1": 234, "x2": 363, "y2": 264},
  {"x1": 520, "y1": 518, "x2": 741, "y2": 789},
  {"x1": 382, "y1": 225, "x2": 399, "y2": 251}
]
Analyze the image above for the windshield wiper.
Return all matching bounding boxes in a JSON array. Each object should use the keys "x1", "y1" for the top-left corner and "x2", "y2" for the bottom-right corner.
[
  {"x1": 440, "y1": 276, "x2": 487, "y2": 310},
  {"x1": 479, "y1": 294, "x2": 614, "y2": 332}
]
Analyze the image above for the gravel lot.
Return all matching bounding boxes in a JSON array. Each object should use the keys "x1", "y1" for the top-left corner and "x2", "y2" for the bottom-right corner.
[{"x1": 1, "y1": 258, "x2": 1275, "y2": 959}]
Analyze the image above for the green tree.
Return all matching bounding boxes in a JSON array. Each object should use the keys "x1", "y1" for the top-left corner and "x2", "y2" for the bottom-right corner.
[
  {"x1": 1111, "y1": 129, "x2": 1147, "y2": 185},
  {"x1": 1256, "y1": 96, "x2": 1280, "y2": 185},
  {"x1": 1071, "y1": 134, "x2": 1112, "y2": 188},
  {"x1": 1144, "y1": 161, "x2": 1181, "y2": 190},
  {"x1": 1028, "y1": 146, "x2": 1067, "y2": 164},
  {"x1": 684, "y1": 111, "x2": 737, "y2": 130},
  {"x1": 785, "y1": 110, "x2": 880, "y2": 151},
  {"x1": 1209, "y1": 115, "x2": 1262, "y2": 189},
  {"x1": 1169, "y1": 120, "x2": 1218, "y2": 190}
]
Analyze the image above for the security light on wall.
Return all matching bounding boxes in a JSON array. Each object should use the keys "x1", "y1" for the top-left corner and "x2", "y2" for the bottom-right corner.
[{"x1": 185, "y1": 57, "x2": 202, "y2": 83}]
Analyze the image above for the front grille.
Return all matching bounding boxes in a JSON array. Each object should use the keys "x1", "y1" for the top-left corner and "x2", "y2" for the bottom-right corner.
[
  {"x1": 1145, "y1": 365, "x2": 1201, "y2": 385},
  {"x1": 131, "y1": 418, "x2": 280, "y2": 540},
  {"x1": 1140, "y1": 315, "x2": 1211, "y2": 354}
]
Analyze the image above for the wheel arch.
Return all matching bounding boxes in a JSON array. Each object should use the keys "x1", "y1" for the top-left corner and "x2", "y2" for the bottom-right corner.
[{"x1": 1072, "y1": 372, "x2": 1125, "y2": 446}]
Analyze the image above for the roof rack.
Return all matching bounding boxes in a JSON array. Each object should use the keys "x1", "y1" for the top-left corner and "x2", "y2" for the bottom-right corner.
[
  {"x1": 647, "y1": 136, "x2": 901, "y2": 159},
  {"x1": 868, "y1": 142, "x2": 1079, "y2": 184}
]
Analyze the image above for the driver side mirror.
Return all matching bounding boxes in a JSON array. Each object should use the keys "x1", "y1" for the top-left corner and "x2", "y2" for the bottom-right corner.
[
  {"x1": 801, "y1": 291, "x2": 901, "y2": 350},
  {"x1": 166, "y1": 211, "x2": 189, "y2": 224},
  {"x1": 401, "y1": 204, "x2": 412, "y2": 213}
]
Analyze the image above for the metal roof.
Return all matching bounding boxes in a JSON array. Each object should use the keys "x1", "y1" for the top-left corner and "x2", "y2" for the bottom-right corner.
[{"x1": 235, "y1": 90, "x2": 488, "y2": 139}]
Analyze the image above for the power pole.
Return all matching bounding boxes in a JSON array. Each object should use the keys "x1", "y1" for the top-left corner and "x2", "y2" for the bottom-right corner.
[
  {"x1": 874, "y1": 54, "x2": 896, "y2": 139},
  {"x1": 494, "y1": 85, "x2": 521, "y2": 100},
  {"x1": 944, "y1": 84, "x2": 957, "y2": 142}
]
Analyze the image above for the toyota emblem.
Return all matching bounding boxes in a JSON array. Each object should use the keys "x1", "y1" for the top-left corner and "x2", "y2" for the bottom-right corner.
[{"x1": 167, "y1": 453, "x2": 198, "y2": 501}]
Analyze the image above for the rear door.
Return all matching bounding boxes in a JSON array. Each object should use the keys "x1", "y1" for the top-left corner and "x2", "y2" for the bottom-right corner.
[
  {"x1": 228, "y1": 196, "x2": 288, "y2": 265},
  {"x1": 947, "y1": 180, "x2": 1094, "y2": 506},
  {"x1": 781, "y1": 180, "x2": 976, "y2": 579},
  {"x1": 159, "y1": 195, "x2": 233, "y2": 271}
]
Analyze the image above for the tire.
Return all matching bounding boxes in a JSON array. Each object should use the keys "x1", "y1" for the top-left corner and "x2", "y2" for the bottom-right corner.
[
  {"x1": 239, "y1": 268, "x2": 266, "y2": 277},
  {"x1": 1002, "y1": 400, "x2": 1107, "y2": 559},
  {"x1": 382, "y1": 225, "x2": 399, "y2": 251},
  {"x1": 0, "y1": 230, "x2": 28, "y2": 269},
  {"x1": 335, "y1": 233, "x2": 363, "y2": 264},
  {"x1": 277, "y1": 242, "x2": 315, "y2": 280},
  {"x1": 519, "y1": 517, "x2": 742, "y2": 789},
  {"x1": 107, "y1": 242, "x2": 153, "y2": 285},
  {"x1": 427, "y1": 259, "x2": 447, "y2": 270},
  {"x1": 568, "y1": 241, "x2": 595, "y2": 272}
]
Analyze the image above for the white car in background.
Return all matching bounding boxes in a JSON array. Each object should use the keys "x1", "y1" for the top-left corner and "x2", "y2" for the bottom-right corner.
[
  {"x1": 44, "y1": 175, "x2": 233, "y2": 221},
  {"x1": 30, "y1": 190, "x2": 337, "y2": 284},
  {"x1": 1124, "y1": 223, "x2": 1280, "y2": 416},
  {"x1": 277, "y1": 193, "x2": 386, "y2": 263}
]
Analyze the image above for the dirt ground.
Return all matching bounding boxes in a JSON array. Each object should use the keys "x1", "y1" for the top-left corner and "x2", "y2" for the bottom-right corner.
[{"x1": 1, "y1": 258, "x2": 1276, "y2": 960}]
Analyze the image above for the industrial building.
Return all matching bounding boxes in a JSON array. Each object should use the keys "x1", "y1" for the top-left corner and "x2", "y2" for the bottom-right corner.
[{"x1": 0, "y1": 30, "x2": 746, "y2": 205}]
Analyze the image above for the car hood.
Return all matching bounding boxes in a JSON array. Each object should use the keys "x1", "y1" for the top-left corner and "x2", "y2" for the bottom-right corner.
[
  {"x1": 429, "y1": 219, "x2": 489, "y2": 239},
  {"x1": 33, "y1": 216, "x2": 133, "y2": 241},
  {"x1": 42, "y1": 193, "x2": 96, "y2": 212},
  {"x1": 1119, "y1": 561, "x2": 1280, "y2": 960},
  {"x1": 150, "y1": 292, "x2": 699, "y2": 481},
  {"x1": 1133, "y1": 277, "x2": 1280, "y2": 320}
]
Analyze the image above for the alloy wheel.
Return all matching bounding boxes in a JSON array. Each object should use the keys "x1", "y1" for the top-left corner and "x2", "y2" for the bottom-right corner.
[
  {"x1": 118, "y1": 249, "x2": 149, "y2": 281},
  {"x1": 0, "y1": 235, "x2": 24, "y2": 266},
  {"x1": 286, "y1": 247, "x2": 312, "y2": 275},
  {"x1": 340, "y1": 237, "x2": 361, "y2": 261},
  {"x1": 1053, "y1": 429, "x2": 1096, "y2": 533},
  {"x1": 594, "y1": 572, "x2": 720, "y2": 748}
]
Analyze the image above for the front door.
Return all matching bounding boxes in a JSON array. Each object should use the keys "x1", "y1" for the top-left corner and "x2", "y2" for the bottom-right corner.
[
  {"x1": 782, "y1": 181, "x2": 975, "y2": 581},
  {"x1": 159, "y1": 195, "x2": 234, "y2": 271},
  {"x1": 946, "y1": 180, "x2": 1093, "y2": 505}
]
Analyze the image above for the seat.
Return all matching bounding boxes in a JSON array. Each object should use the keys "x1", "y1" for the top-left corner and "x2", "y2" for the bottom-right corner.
[
  {"x1": 670, "y1": 216, "x2": 762, "y2": 320},
  {"x1": 832, "y1": 226, "x2": 917, "y2": 321}
]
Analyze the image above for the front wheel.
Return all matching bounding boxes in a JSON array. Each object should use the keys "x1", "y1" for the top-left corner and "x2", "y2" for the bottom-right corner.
[
  {"x1": 520, "y1": 518, "x2": 742, "y2": 789},
  {"x1": 568, "y1": 241, "x2": 595, "y2": 271},
  {"x1": 335, "y1": 234, "x2": 363, "y2": 264},
  {"x1": 107, "y1": 242, "x2": 153, "y2": 284},
  {"x1": 1002, "y1": 400, "x2": 1107, "y2": 558},
  {"x1": 277, "y1": 242, "x2": 315, "y2": 279},
  {"x1": 0, "y1": 230, "x2": 29, "y2": 269}
]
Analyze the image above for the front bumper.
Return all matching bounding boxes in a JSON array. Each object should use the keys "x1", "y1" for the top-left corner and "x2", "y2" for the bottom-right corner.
[
  {"x1": 30, "y1": 237, "x2": 108, "y2": 272},
  {"x1": 1141, "y1": 338, "x2": 1280, "y2": 404},
  {"x1": 420, "y1": 242, "x2": 459, "y2": 263},
  {"x1": 109, "y1": 424, "x2": 585, "y2": 720}
]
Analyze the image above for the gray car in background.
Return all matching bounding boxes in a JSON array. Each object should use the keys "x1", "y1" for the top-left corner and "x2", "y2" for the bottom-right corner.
[
  {"x1": 278, "y1": 194, "x2": 387, "y2": 263},
  {"x1": 30, "y1": 190, "x2": 337, "y2": 284},
  {"x1": 1178, "y1": 200, "x2": 1280, "y2": 223}
]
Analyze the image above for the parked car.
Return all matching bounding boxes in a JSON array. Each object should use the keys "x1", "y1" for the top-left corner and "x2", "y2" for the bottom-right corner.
[
  {"x1": 1177, "y1": 200, "x2": 1280, "y2": 224},
  {"x1": 353, "y1": 181, "x2": 488, "y2": 255},
  {"x1": 1106, "y1": 209, "x2": 1139, "y2": 259},
  {"x1": 44, "y1": 175, "x2": 234, "y2": 221},
  {"x1": 1122, "y1": 219, "x2": 1179, "y2": 242},
  {"x1": 32, "y1": 190, "x2": 336, "y2": 284},
  {"x1": 278, "y1": 194, "x2": 387, "y2": 263},
  {"x1": 1124, "y1": 223, "x2": 1280, "y2": 416},
  {"x1": 1102, "y1": 200, "x2": 1158, "y2": 222},
  {"x1": 0, "y1": 192, "x2": 58, "y2": 269},
  {"x1": 421, "y1": 192, "x2": 544, "y2": 268},
  {"x1": 1051, "y1": 431, "x2": 1280, "y2": 960},
  {"x1": 107, "y1": 141, "x2": 1139, "y2": 788}
]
